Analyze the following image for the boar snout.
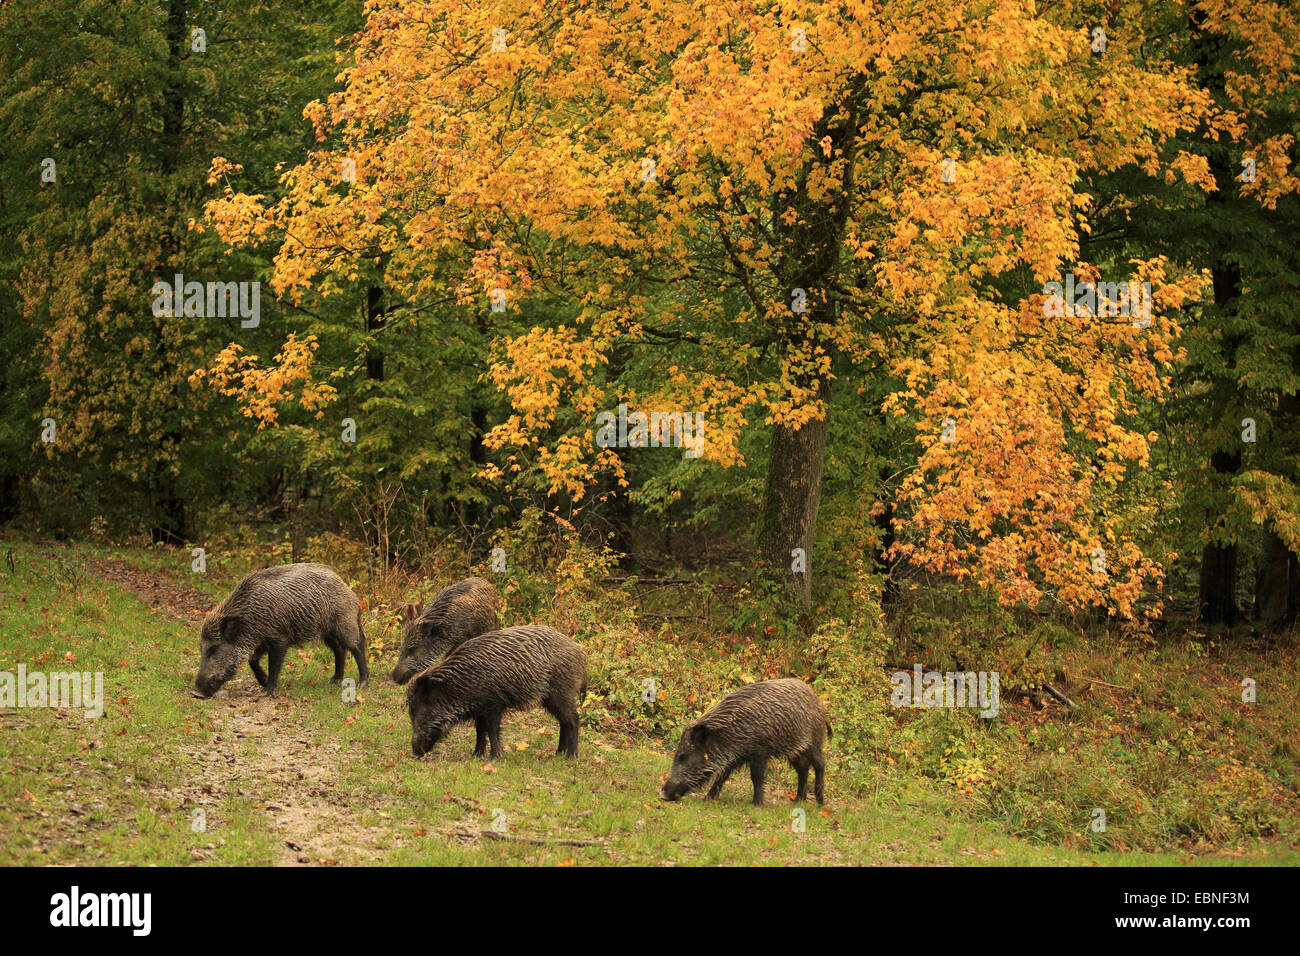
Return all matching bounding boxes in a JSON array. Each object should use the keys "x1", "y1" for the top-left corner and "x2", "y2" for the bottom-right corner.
[
  {"x1": 391, "y1": 660, "x2": 417, "y2": 685},
  {"x1": 193, "y1": 674, "x2": 222, "y2": 698}
]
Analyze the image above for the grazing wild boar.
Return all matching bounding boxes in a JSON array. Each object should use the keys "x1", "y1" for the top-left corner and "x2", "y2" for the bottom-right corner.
[
  {"x1": 660, "y1": 678, "x2": 831, "y2": 806},
  {"x1": 407, "y1": 625, "x2": 586, "y2": 759},
  {"x1": 194, "y1": 563, "x2": 368, "y2": 698},
  {"x1": 390, "y1": 576, "x2": 499, "y2": 684}
]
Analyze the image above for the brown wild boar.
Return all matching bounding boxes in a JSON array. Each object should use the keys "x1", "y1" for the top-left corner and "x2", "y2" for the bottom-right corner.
[
  {"x1": 407, "y1": 625, "x2": 586, "y2": 759},
  {"x1": 391, "y1": 576, "x2": 499, "y2": 684},
  {"x1": 194, "y1": 563, "x2": 368, "y2": 698},
  {"x1": 660, "y1": 678, "x2": 830, "y2": 806}
]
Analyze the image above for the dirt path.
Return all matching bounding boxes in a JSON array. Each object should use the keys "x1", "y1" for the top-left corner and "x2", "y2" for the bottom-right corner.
[
  {"x1": 73, "y1": 554, "x2": 385, "y2": 865},
  {"x1": 161, "y1": 692, "x2": 389, "y2": 865},
  {"x1": 84, "y1": 556, "x2": 214, "y2": 625}
]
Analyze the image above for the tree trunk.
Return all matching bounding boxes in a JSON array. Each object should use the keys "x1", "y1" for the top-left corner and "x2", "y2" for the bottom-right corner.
[
  {"x1": 1255, "y1": 528, "x2": 1298, "y2": 628},
  {"x1": 1256, "y1": 382, "x2": 1300, "y2": 628},
  {"x1": 365, "y1": 286, "x2": 386, "y2": 381},
  {"x1": 149, "y1": 0, "x2": 190, "y2": 544},
  {"x1": 759, "y1": 377, "x2": 831, "y2": 608},
  {"x1": 1194, "y1": 258, "x2": 1243, "y2": 624},
  {"x1": 756, "y1": 95, "x2": 861, "y2": 610},
  {"x1": 466, "y1": 398, "x2": 489, "y2": 532},
  {"x1": 1198, "y1": 447, "x2": 1241, "y2": 625}
]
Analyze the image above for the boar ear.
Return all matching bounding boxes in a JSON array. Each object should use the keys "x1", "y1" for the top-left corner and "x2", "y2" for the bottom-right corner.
[
  {"x1": 219, "y1": 615, "x2": 243, "y2": 642},
  {"x1": 410, "y1": 670, "x2": 441, "y2": 697},
  {"x1": 401, "y1": 602, "x2": 422, "y2": 624},
  {"x1": 688, "y1": 723, "x2": 710, "y2": 749}
]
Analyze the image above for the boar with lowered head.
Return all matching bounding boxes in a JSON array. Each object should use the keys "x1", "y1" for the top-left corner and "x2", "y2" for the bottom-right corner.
[
  {"x1": 194, "y1": 563, "x2": 368, "y2": 698},
  {"x1": 661, "y1": 678, "x2": 830, "y2": 806},
  {"x1": 391, "y1": 576, "x2": 499, "y2": 684},
  {"x1": 407, "y1": 625, "x2": 586, "y2": 759}
]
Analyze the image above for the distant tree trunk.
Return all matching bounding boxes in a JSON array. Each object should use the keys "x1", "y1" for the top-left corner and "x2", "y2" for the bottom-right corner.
[
  {"x1": 1198, "y1": 450, "x2": 1240, "y2": 625},
  {"x1": 466, "y1": 399, "x2": 489, "y2": 531},
  {"x1": 1256, "y1": 382, "x2": 1300, "y2": 627},
  {"x1": 365, "y1": 286, "x2": 385, "y2": 381},
  {"x1": 149, "y1": 0, "x2": 190, "y2": 544},
  {"x1": 1195, "y1": 257, "x2": 1242, "y2": 625},
  {"x1": 1190, "y1": 13, "x2": 1241, "y2": 623},
  {"x1": 283, "y1": 483, "x2": 304, "y2": 563},
  {"x1": 0, "y1": 474, "x2": 19, "y2": 524},
  {"x1": 874, "y1": 500, "x2": 898, "y2": 607},
  {"x1": 463, "y1": 307, "x2": 492, "y2": 535},
  {"x1": 1255, "y1": 528, "x2": 1299, "y2": 627}
]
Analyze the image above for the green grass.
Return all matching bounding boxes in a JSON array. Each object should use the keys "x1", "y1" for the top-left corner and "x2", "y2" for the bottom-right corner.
[{"x1": 0, "y1": 537, "x2": 1295, "y2": 866}]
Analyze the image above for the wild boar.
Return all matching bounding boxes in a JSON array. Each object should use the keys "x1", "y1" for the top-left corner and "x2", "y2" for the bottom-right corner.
[
  {"x1": 194, "y1": 563, "x2": 368, "y2": 698},
  {"x1": 390, "y1": 576, "x2": 499, "y2": 684},
  {"x1": 660, "y1": 678, "x2": 830, "y2": 806},
  {"x1": 407, "y1": 625, "x2": 586, "y2": 759}
]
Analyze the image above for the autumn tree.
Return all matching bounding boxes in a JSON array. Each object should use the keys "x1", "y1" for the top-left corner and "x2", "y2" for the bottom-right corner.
[{"x1": 203, "y1": 0, "x2": 1232, "y2": 615}]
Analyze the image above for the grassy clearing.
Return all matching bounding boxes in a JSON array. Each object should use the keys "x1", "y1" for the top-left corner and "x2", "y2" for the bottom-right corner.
[{"x1": 0, "y1": 537, "x2": 1295, "y2": 865}]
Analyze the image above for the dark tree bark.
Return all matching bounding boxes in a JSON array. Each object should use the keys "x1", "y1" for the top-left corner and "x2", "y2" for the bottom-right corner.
[
  {"x1": 1197, "y1": 449, "x2": 1241, "y2": 625},
  {"x1": 1190, "y1": 11, "x2": 1245, "y2": 624},
  {"x1": 365, "y1": 286, "x2": 386, "y2": 381},
  {"x1": 760, "y1": 377, "x2": 831, "y2": 608},
  {"x1": 1255, "y1": 386, "x2": 1300, "y2": 628},
  {"x1": 757, "y1": 97, "x2": 861, "y2": 610},
  {"x1": 466, "y1": 398, "x2": 489, "y2": 531},
  {"x1": 148, "y1": 0, "x2": 190, "y2": 544},
  {"x1": 1255, "y1": 529, "x2": 1299, "y2": 628}
]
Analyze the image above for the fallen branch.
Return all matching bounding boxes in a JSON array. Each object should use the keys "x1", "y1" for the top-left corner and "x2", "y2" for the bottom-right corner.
[
  {"x1": 481, "y1": 831, "x2": 602, "y2": 848},
  {"x1": 1085, "y1": 678, "x2": 1129, "y2": 690},
  {"x1": 1041, "y1": 683, "x2": 1077, "y2": 709},
  {"x1": 603, "y1": 576, "x2": 695, "y2": 585}
]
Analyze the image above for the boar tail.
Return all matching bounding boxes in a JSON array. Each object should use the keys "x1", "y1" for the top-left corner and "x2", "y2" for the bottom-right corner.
[
  {"x1": 825, "y1": 718, "x2": 833, "y2": 740},
  {"x1": 579, "y1": 676, "x2": 588, "y2": 704}
]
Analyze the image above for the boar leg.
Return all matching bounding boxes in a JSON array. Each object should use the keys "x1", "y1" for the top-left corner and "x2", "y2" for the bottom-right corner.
[
  {"x1": 329, "y1": 644, "x2": 346, "y2": 683},
  {"x1": 327, "y1": 623, "x2": 368, "y2": 686},
  {"x1": 263, "y1": 644, "x2": 287, "y2": 696},
  {"x1": 749, "y1": 757, "x2": 768, "y2": 806},
  {"x1": 793, "y1": 755, "x2": 811, "y2": 802},
  {"x1": 350, "y1": 645, "x2": 369, "y2": 686},
  {"x1": 811, "y1": 751, "x2": 826, "y2": 805},
  {"x1": 561, "y1": 708, "x2": 580, "y2": 757},
  {"x1": 706, "y1": 762, "x2": 737, "y2": 799},
  {"x1": 248, "y1": 654, "x2": 269, "y2": 689},
  {"x1": 544, "y1": 693, "x2": 580, "y2": 757},
  {"x1": 473, "y1": 719, "x2": 489, "y2": 757},
  {"x1": 484, "y1": 710, "x2": 505, "y2": 759}
]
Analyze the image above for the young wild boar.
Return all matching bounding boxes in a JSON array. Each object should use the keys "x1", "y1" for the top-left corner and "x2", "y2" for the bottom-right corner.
[
  {"x1": 407, "y1": 625, "x2": 586, "y2": 759},
  {"x1": 390, "y1": 576, "x2": 499, "y2": 684},
  {"x1": 660, "y1": 678, "x2": 831, "y2": 806},
  {"x1": 194, "y1": 563, "x2": 368, "y2": 698}
]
